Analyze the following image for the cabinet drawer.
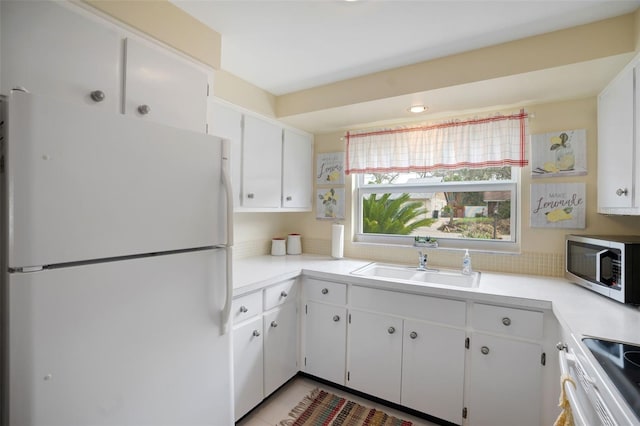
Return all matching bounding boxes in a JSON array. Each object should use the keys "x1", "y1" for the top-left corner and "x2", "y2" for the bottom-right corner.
[
  {"x1": 304, "y1": 278, "x2": 347, "y2": 305},
  {"x1": 471, "y1": 303, "x2": 543, "y2": 340},
  {"x1": 231, "y1": 291, "x2": 262, "y2": 324},
  {"x1": 264, "y1": 279, "x2": 297, "y2": 310},
  {"x1": 351, "y1": 286, "x2": 465, "y2": 327}
]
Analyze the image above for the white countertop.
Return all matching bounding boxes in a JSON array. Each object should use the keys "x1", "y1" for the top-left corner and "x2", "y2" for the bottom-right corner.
[{"x1": 233, "y1": 254, "x2": 640, "y2": 346}]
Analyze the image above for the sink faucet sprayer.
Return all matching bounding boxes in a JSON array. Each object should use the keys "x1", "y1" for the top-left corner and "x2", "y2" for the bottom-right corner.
[{"x1": 417, "y1": 251, "x2": 428, "y2": 271}]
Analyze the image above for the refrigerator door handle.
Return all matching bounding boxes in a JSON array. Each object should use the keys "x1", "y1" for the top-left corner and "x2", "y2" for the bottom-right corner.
[{"x1": 221, "y1": 139, "x2": 234, "y2": 333}]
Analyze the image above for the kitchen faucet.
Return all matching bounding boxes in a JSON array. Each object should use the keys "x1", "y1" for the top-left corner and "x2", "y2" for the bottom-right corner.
[{"x1": 417, "y1": 251, "x2": 428, "y2": 271}]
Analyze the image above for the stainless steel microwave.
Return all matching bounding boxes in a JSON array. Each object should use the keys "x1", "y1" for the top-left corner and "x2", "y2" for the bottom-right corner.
[{"x1": 566, "y1": 234, "x2": 640, "y2": 304}]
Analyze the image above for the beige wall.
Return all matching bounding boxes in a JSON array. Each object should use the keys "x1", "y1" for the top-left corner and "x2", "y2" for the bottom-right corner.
[{"x1": 286, "y1": 97, "x2": 640, "y2": 276}]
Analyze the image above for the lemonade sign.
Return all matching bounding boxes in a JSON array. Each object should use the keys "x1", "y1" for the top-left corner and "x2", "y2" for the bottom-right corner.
[
  {"x1": 531, "y1": 183, "x2": 586, "y2": 228},
  {"x1": 316, "y1": 152, "x2": 344, "y2": 184}
]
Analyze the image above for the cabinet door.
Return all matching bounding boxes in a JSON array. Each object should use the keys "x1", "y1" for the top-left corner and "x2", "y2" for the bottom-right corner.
[
  {"x1": 347, "y1": 310, "x2": 403, "y2": 404},
  {"x1": 242, "y1": 115, "x2": 283, "y2": 208},
  {"x1": 467, "y1": 333, "x2": 542, "y2": 426},
  {"x1": 597, "y1": 64, "x2": 635, "y2": 209},
  {"x1": 282, "y1": 129, "x2": 313, "y2": 209},
  {"x1": 264, "y1": 303, "x2": 298, "y2": 396},
  {"x1": 1, "y1": 1, "x2": 120, "y2": 111},
  {"x1": 233, "y1": 316, "x2": 264, "y2": 421},
  {"x1": 208, "y1": 100, "x2": 243, "y2": 208},
  {"x1": 402, "y1": 320, "x2": 465, "y2": 425},
  {"x1": 124, "y1": 38, "x2": 208, "y2": 133},
  {"x1": 303, "y1": 302, "x2": 346, "y2": 385}
]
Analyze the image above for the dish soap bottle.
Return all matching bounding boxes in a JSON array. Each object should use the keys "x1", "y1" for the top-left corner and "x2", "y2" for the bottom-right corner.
[{"x1": 462, "y1": 249, "x2": 472, "y2": 275}]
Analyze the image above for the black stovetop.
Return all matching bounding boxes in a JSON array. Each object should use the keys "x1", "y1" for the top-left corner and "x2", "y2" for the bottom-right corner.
[{"x1": 583, "y1": 338, "x2": 640, "y2": 420}]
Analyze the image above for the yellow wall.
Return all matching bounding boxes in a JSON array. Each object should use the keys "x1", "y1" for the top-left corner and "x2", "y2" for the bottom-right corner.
[{"x1": 288, "y1": 98, "x2": 640, "y2": 276}]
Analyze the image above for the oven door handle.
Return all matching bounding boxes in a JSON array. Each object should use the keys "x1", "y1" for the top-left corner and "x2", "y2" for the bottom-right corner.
[{"x1": 558, "y1": 351, "x2": 593, "y2": 426}]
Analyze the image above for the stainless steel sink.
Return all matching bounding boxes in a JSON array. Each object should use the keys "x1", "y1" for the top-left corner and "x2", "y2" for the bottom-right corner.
[{"x1": 350, "y1": 263, "x2": 480, "y2": 288}]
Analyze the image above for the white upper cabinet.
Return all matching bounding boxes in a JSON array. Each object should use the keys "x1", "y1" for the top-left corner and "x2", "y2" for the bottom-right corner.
[
  {"x1": 282, "y1": 129, "x2": 313, "y2": 209},
  {"x1": 123, "y1": 38, "x2": 208, "y2": 133},
  {"x1": 242, "y1": 115, "x2": 283, "y2": 208},
  {"x1": 1, "y1": 1, "x2": 210, "y2": 134},
  {"x1": 1, "y1": 1, "x2": 120, "y2": 111},
  {"x1": 598, "y1": 55, "x2": 640, "y2": 214}
]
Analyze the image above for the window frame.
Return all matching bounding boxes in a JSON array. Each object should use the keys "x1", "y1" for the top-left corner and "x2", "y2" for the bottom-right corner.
[{"x1": 353, "y1": 170, "x2": 521, "y2": 252}]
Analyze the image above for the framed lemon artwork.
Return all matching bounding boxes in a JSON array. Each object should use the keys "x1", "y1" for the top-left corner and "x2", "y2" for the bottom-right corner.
[{"x1": 531, "y1": 129, "x2": 587, "y2": 178}]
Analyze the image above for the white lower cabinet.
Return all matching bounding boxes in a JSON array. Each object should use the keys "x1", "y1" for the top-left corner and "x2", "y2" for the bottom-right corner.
[
  {"x1": 466, "y1": 303, "x2": 545, "y2": 426},
  {"x1": 233, "y1": 316, "x2": 263, "y2": 420},
  {"x1": 347, "y1": 310, "x2": 403, "y2": 403},
  {"x1": 264, "y1": 302, "x2": 298, "y2": 396},
  {"x1": 232, "y1": 279, "x2": 298, "y2": 421},
  {"x1": 402, "y1": 320, "x2": 466, "y2": 424},
  {"x1": 303, "y1": 301, "x2": 347, "y2": 385}
]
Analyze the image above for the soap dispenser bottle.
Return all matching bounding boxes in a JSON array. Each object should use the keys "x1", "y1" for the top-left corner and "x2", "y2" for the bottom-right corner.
[{"x1": 462, "y1": 249, "x2": 472, "y2": 275}]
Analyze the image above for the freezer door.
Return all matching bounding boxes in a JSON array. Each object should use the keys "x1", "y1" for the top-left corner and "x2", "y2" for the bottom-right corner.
[
  {"x1": 8, "y1": 249, "x2": 233, "y2": 425},
  {"x1": 7, "y1": 92, "x2": 227, "y2": 268}
]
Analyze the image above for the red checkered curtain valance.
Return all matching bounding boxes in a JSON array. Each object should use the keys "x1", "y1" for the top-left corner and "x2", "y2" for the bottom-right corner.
[{"x1": 345, "y1": 110, "x2": 529, "y2": 175}]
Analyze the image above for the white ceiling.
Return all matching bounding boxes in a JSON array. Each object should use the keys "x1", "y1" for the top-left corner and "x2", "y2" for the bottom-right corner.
[{"x1": 170, "y1": 0, "x2": 640, "y2": 132}]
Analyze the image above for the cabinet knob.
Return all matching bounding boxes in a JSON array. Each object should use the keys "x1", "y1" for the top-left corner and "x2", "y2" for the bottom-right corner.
[
  {"x1": 90, "y1": 90, "x2": 105, "y2": 102},
  {"x1": 247, "y1": 193, "x2": 255, "y2": 199},
  {"x1": 286, "y1": 196, "x2": 292, "y2": 201},
  {"x1": 280, "y1": 291, "x2": 288, "y2": 298},
  {"x1": 481, "y1": 346, "x2": 490, "y2": 355},
  {"x1": 321, "y1": 288, "x2": 329, "y2": 295},
  {"x1": 239, "y1": 305, "x2": 248, "y2": 313},
  {"x1": 502, "y1": 317, "x2": 511, "y2": 326},
  {"x1": 252, "y1": 330, "x2": 261, "y2": 337},
  {"x1": 388, "y1": 326, "x2": 396, "y2": 334},
  {"x1": 138, "y1": 104, "x2": 151, "y2": 115},
  {"x1": 409, "y1": 331, "x2": 418, "y2": 339},
  {"x1": 556, "y1": 342, "x2": 568, "y2": 351},
  {"x1": 333, "y1": 315, "x2": 340, "y2": 322},
  {"x1": 616, "y1": 188, "x2": 629, "y2": 197},
  {"x1": 270, "y1": 321, "x2": 278, "y2": 328}
]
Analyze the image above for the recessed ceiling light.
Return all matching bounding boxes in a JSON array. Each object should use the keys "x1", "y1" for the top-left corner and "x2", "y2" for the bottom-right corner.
[{"x1": 408, "y1": 105, "x2": 428, "y2": 113}]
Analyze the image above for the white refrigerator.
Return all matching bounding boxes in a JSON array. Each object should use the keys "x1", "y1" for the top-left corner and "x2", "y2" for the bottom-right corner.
[{"x1": 1, "y1": 91, "x2": 235, "y2": 425}]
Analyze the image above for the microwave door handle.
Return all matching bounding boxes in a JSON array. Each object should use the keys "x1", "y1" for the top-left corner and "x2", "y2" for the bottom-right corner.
[{"x1": 595, "y1": 249, "x2": 608, "y2": 283}]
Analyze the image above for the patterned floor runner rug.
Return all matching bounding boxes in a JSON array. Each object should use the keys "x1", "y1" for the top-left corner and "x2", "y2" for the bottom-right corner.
[{"x1": 279, "y1": 388, "x2": 413, "y2": 426}]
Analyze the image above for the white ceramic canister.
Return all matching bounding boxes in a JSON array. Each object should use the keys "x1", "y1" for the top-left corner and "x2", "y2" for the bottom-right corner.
[
  {"x1": 287, "y1": 233, "x2": 302, "y2": 255},
  {"x1": 271, "y1": 238, "x2": 286, "y2": 256}
]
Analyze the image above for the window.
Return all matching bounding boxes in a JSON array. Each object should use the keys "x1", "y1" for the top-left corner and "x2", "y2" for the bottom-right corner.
[{"x1": 354, "y1": 166, "x2": 519, "y2": 250}]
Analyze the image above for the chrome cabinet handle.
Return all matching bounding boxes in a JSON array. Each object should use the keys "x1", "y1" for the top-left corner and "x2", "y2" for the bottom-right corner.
[
  {"x1": 138, "y1": 104, "x2": 151, "y2": 115},
  {"x1": 388, "y1": 326, "x2": 396, "y2": 334},
  {"x1": 247, "y1": 193, "x2": 255, "y2": 199},
  {"x1": 409, "y1": 331, "x2": 418, "y2": 339},
  {"x1": 321, "y1": 288, "x2": 329, "y2": 295},
  {"x1": 481, "y1": 346, "x2": 490, "y2": 355},
  {"x1": 270, "y1": 321, "x2": 278, "y2": 328},
  {"x1": 280, "y1": 291, "x2": 288, "y2": 298},
  {"x1": 90, "y1": 90, "x2": 105, "y2": 102},
  {"x1": 502, "y1": 317, "x2": 511, "y2": 326},
  {"x1": 239, "y1": 305, "x2": 248, "y2": 313},
  {"x1": 333, "y1": 315, "x2": 340, "y2": 322},
  {"x1": 556, "y1": 342, "x2": 568, "y2": 351},
  {"x1": 616, "y1": 188, "x2": 628, "y2": 196},
  {"x1": 252, "y1": 330, "x2": 261, "y2": 337}
]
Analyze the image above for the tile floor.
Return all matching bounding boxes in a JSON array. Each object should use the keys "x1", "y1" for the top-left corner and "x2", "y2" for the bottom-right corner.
[{"x1": 236, "y1": 376, "x2": 439, "y2": 426}]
